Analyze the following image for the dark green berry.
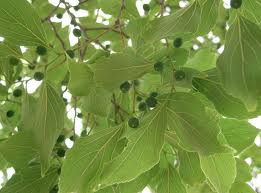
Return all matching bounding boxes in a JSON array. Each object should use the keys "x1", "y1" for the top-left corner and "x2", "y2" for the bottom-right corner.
[
  {"x1": 57, "y1": 168, "x2": 61, "y2": 175},
  {"x1": 77, "y1": 113, "x2": 83, "y2": 118},
  {"x1": 73, "y1": 28, "x2": 82, "y2": 37},
  {"x1": 154, "y1": 62, "x2": 164, "y2": 72},
  {"x1": 63, "y1": 97, "x2": 68, "y2": 105},
  {"x1": 36, "y1": 45, "x2": 47, "y2": 56},
  {"x1": 6, "y1": 110, "x2": 14, "y2": 118},
  {"x1": 136, "y1": 96, "x2": 143, "y2": 102},
  {"x1": 120, "y1": 81, "x2": 131, "y2": 93},
  {"x1": 173, "y1": 37, "x2": 183, "y2": 48},
  {"x1": 74, "y1": 5, "x2": 80, "y2": 11},
  {"x1": 143, "y1": 4, "x2": 150, "y2": 12},
  {"x1": 133, "y1": 80, "x2": 140, "y2": 86},
  {"x1": 13, "y1": 89, "x2": 22, "y2": 97},
  {"x1": 66, "y1": 50, "x2": 75, "y2": 58},
  {"x1": 174, "y1": 70, "x2": 186, "y2": 81},
  {"x1": 17, "y1": 76, "x2": 22, "y2": 81},
  {"x1": 28, "y1": 64, "x2": 35, "y2": 70},
  {"x1": 230, "y1": 0, "x2": 242, "y2": 9},
  {"x1": 138, "y1": 102, "x2": 147, "y2": 111},
  {"x1": 69, "y1": 135, "x2": 75, "y2": 141},
  {"x1": 9, "y1": 56, "x2": 19, "y2": 66},
  {"x1": 34, "y1": 72, "x2": 44, "y2": 81},
  {"x1": 81, "y1": 130, "x2": 87, "y2": 137},
  {"x1": 56, "y1": 135, "x2": 65, "y2": 143},
  {"x1": 56, "y1": 13, "x2": 63, "y2": 19},
  {"x1": 145, "y1": 96, "x2": 157, "y2": 108},
  {"x1": 150, "y1": 92, "x2": 158, "y2": 98},
  {"x1": 128, "y1": 117, "x2": 139, "y2": 128},
  {"x1": 105, "y1": 44, "x2": 110, "y2": 49},
  {"x1": 49, "y1": 185, "x2": 58, "y2": 193},
  {"x1": 57, "y1": 148, "x2": 66, "y2": 157}
]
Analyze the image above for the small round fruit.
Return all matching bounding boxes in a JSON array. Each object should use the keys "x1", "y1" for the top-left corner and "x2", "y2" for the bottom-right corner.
[
  {"x1": 13, "y1": 89, "x2": 22, "y2": 97},
  {"x1": 57, "y1": 148, "x2": 66, "y2": 157},
  {"x1": 174, "y1": 70, "x2": 186, "y2": 81},
  {"x1": 138, "y1": 102, "x2": 147, "y2": 111},
  {"x1": 17, "y1": 76, "x2": 22, "y2": 81},
  {"x1": 9, "y1": 56, "x2": 19, "y2": 66},
  {"x1": 136, "y1": 96, "x2": 143, "y2": 102},
  {"x1": 56, "y1": 13, "x2": 63, "y2": 19},
  {"x1": 63, "y1": 97, "x2": 68, "y2": 105},
  {"x1": 81, "y1": 130, "x2": 87, "y2": 137},
  {"x1": 128, "y1": 117, "x2": 139, "y2": 128},
  {"x1": 77, "y1": 113, "x2": 83, "y2": 118},
  {"x1": 145, "y1": 96, "x2": 157, "y2": 108},
  {"x1": 69, "y1": 135, "x2": 75, "y2": 141},
  {"x1": 74, "y1": 5, "x2": 80, "y2": 11},
  {"x1": 49, "y1": 185, "x2": 58, "y2": 193},
  {"x1": 56, "y1": 135, "x2": 65, "y2": 143},
  {"x1": 28, "y1": 64, "x2": 35, "y2": 70},
  {"x1": 154, "y1": 62, "x2": 164, "y2": 72},
  {"x1": 150, "y1": 92, "x2": 158, "y2": 98},
  {"x1": 134, "y1": 80, "x2": 140, "y2": 86},
  {"x1": 34, "y1": 72, "x2": 44, "y2": 81},
  {"x1": 230, "y1": 0, "x2": 242, "y2": 9},
  {"x1": 57, "y1": 168, "x2": 61, "y2": 175},
  {"x1": 73, "y1": 28, "x2": 82, "y2": 37},
  {"x1": 173, "y1": 37, "x2": 183, "y2": 48},
  {"x1": 6, "y1": 110, "x2": 15, "y2": 118},
  {"x1": 143, "y1": 4, "x2": 150, "y2": 12},
  {"x1": 36, "y1": 45, "x2": 47, "y2": 56},
  {"x1": 66, "y1": 50, "x2": 75, "y2": 58},
  {"x1": 120, "y1": 81, "x2": 131, "y2": 93}
]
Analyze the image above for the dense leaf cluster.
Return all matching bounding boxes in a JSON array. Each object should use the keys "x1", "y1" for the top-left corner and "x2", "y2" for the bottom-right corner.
[{"x1": 0, "y1": 0, "x2": 260, "y2": 193}]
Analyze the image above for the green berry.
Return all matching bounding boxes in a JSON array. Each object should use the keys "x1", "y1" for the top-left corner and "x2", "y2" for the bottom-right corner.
[
  {"x1": 6, "y1": 110, "x2": 14, "y2": 118},
  {"x1": 128, "y1": 117, "x2": 139, "y2": 128},
  {"x1": 145, "y1": 96, "x2": 157, "y2": 108},
  {"x1": 133, "y1": 80, "x2": 140, "y2": 86},
  {"x1": 74, "y1": 5, "x2": 80, "y2": 11},
  {"x1": 69, "y1": 135, "x2": 75, "y2": 141},
  {"x1": 81, "y1": 130, "x2": 87, "y2": 137},
  {"x1": 63, "y1": 97, "x2": 68, "y2": 105},
  {"x1": 136, "y1": 96, "x2": 143, "y2": 102},
  {"x1": 28, "y1": 64, "x2": 35, "y2": 70},
  {"x1": 57, "y1": 148, "x2": 66, "y2": 157},
  {"x1": 9, "y1": 56, "x2": 19, "y2": 66},
  {"x1": 66, "y1": 50, "x2": 75, "y2": 58},
  {"x1": 49, "y1": 185, "x2": 58, "y2": 193},
  {"x1": 56, "y1": 135, "x2": 65, "y2": 143},
  {"x1": 230, "y1": 0, "x2": 242, "y2": 9},
  {"x1": 56, "y1": 13, "x2": 63, "y2": 19},
  {"x1": 73, "y1": 28, "x2": 82, "y2": 37},
  {"x1": 150, "y1": 92, "x2": 158, "y2": 98},
  {"x1": 105, "y1": 44, "x2": 110, "y2": 49},
  {"x1": 13, "y1": 89, "x2": 22, "y2": 97},
  {"x1": 143, "y1": 4, "x2": 150, "y2": 12},
  {"x1": 120, "y1": 81, "x2": 131, "y2": 93},
  {"x1": 34, "y1": 72, "x2": 44, "y2": 81},
  {"x1": 17, "y1": 76, "x2": 22, "y2": 81},
  {"x1": 175, "y1": 70, "x2": 186, "y2": 81},
  {"x1": 138, "y1": 102, "x2": 147, "y2": 111},
  {"x1": 154, "y1": 62, "x2": 164, "y2": 72},
  {"x1": 173, "y1": 37, "x2": 183, "y2": 48},
  {"x1": 57, "y1": 168, "x2": 61, "y2": 175},
  {"x1": 36, "y1": 45, "x2": 47, "y2": 56},
  {"x1": 77, "y1": 113, "x2": 83, "y2": 118}
]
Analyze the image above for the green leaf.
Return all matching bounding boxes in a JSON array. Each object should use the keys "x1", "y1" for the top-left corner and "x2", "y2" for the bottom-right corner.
[
  {"x1": 0, "y1": 83, "x2": 8, "y2": 96},
  {"x1": 162, "y1": 93, "x2": 224, "y2": 155},
  {"x1": 235, "y1": 158, "x2": 252, "y2": 183},
  {"x1": 0, "y1": 42, "x2": 22, "y2": 58},
  {"x1": 100, "y1": 104, "x2": 167, "y2": 186},
  {"x1": 156, "y1": 165, "x2": 186, "y2": 193},
  {"x1": 178, "y1": 150, "x2": 205, "y2": 185},
  {"x1": 242, "y1": 0, "x2": 261, "y2": 25},
  {"x1": 230, "y1": 182, "x2": 256, "y2": 193},
  {"x1": 200, "y1": 153, "x2": 236, "y2": 193},
  {"x1": 92, "y1": 50, "x2": 153, "y2": 90},
  {"x1": 32, "y1": 82, "x2": 65, "y2": 175},
  {"x1": 0, "y1": 0, "x2": 47, "y2": 46},
  {"x1": 0, "y1": 153, "x2": 8, "y2": 170},
  {"x1": 220, "y1": 119, "x2": 259, "y2": 153},
  {"x1": 0, "y1": 166, "x2": 59, "y2": 193},
  {"x1": 217, "y1": 16, "x2": 261, "y2": 111},
  {"x1": 59, "y1": 125, "x2": 124, "y2": 193},
  {"x1": 0, "y1": 132, "x2": 38, "y2": 169}
]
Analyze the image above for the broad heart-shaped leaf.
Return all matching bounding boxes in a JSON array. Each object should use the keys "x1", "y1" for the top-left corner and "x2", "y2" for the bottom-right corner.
[
  {"x1": 241, "y1": 0, "x2": 261, "y2": 25},
  {"x1": 145, "y1": 0, "x2": 219, "y2": 41},
  {"x1": 68, "y1": 61, "x2": 94, "y2": 96},
  {"x1": 32, "y1": 82, "x2": 65, "y2": 175},
  {"x1": 187, "y1": 182, "x2": 216, "y2": 193},
  {"x1": 0, "y1": 132, "x2": 38, "y2": 169},
  {"x1": 92, "y1": 50, "x2": 153, "y2": 90},
  {"x1": 59, "y1": 125, "x2": 124, "y2": 193},
  {"x1": 217, "y1": 16, "x2": 261, "y2": 111},
  {"x1": 235, "y1": 158, "x2": 252, "y2": 183},
  {"x1": 156, "y1": 165, "x2": 186, "y2": 193},
  {"x1": 162, "y1": 93, "x2": 224, "y2": 155},
  {"x1": 230, "y1": 182, "x2": 256, "y2": 193},
  {"x1": 178, "y1": 150, "x2": 205, "y2": 185},
  {"x1": 192, "y1": 76, "x2": 261, "y2": 119},
  {"x1": 0, "y1": 166, "x2": 58, "y2": 193},
  {"x1": 200, "y1": 153, "x2": 236, "y2": 193},
  {"x1": 100, "y1": 104, "x2": 167, "y2": 187},
  {"x1": 0, "y1": 0, "x2": 47, "y2": 46},
  {"x1": 220, "y1": 119, "x2": 259, "y2": 153}
]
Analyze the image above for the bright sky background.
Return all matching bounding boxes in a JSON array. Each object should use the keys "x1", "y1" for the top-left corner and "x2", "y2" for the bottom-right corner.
[{"x1": 0, "y1": 0, "x2": 260, "y2": 192}]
